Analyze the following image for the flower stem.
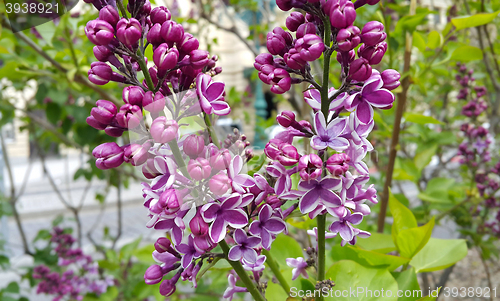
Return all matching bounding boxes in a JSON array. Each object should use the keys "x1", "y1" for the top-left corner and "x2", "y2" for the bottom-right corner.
[
  {"x1": 136, "y1": 48, "x2": 155, "y2": 91},
  {"x1": 116, "y1": 0, "x2": 129, "y2": 20},
  {"x1": 261, "y1": 249, "x2": 291, "y2": 296},
  {"x1": 320, "y1": 16, "x2": 332, "y2": 117},
  {"x1": 167, "y1": 141, "x2": 190, "y2": 178},
  {"x1": 316, "y1": 214, "x2": 327, "y2": 301},
  {"x1": 219, "y1": 240, "x2": 266, "y2": 301},
  {"x1": 203, "y1": 113, "x2": 221, "y2": 148}
]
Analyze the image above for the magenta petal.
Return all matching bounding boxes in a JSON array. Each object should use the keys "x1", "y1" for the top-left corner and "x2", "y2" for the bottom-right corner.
[
  {"x1": 298, "y1": 179, "x2": 319, "y2": 191},
  {"x1": 314, "y1": 112, "x2": 328, "y2": 136},
  {"x1": 171, "y1": 226, "x2": 184, "y2": 246},
  {"x1": 327, "y1": 137, "x2": 350, "y2": 151},
  {"x1": 319, "y1": 190, "x2": 342, "y2": 207},
  {"x1": 209, "y1": 218, "x2": 227, "y2": 243},
  {"x1": 327, "y1": 117, "x2": 347, "y2": 136},
  {"x1": 364, "y1": 89, "x2": 394, "y2": 107},
  {"x1": 242, "y1": 249, "x2": 258, "y2": 263},
  {"x1": 246, "y1": 237, "x2": 261, "y2": 248},
  {"x1": 310, "y1": 136, "x2": 328, "y2": 150},
  {"x1": 201, "y1": 203, "x2": 220, "y2": 222},
  {"x1": 233, "y1": 228, "x2": 248, "y2": 244},
  {"x1": 348, "y1": 212, "x2": 363, "y2": 225},
  {"x1": 228, "y1": 246, "x2": 243, "y2": 261},
  {"x1": 249, "y1": 221, "x2": 262, "y2": 235},
  {"x1": 338, "y1": 223, "x2": 354, "y2": 242},
  {"x1": 259, "y1": 204, "x2": 273, "y2": 221},
  {"x1": 211, "y1": 101, "x2": 231, "y2": 115},
  {"x1": 154, "y1": 219, "x2": 173, "y2": 230},
  {"x1": 320, "y1": 178, "x2": 342, "y2": 190},
  {"x1": 205, "y1": 82, "x2": 225, "y2": 100},
  {"x1": 355, "y1": 101, "x2": 373, "y2": 124},
  {"x1": 181, "y1": 254, "x2": 193, "y2": 269},
  {"x1": 260, "y1": 230, "x2": 272, "y2": 250},
  {"x1": 264, "y1": 218, "x2": 286, "y2": 233},
  {"x1": 362, "y1": 78, "x2": 382, "y2": 94},
  {"x1": 299, "y1": 189, "x2": 319, "y2": 214},
  {"x1": 224, "y1": 209, "x2": 248, "y2": 228},
  {"x1": 221, "y1": 194, "x2": 241, "y2": 210}
]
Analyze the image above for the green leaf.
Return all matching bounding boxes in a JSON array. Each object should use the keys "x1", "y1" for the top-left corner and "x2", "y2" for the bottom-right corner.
[
  {"x1": 396, "y1": 217, "x2": 435, "y2": 259},
  {"x1": 269, "y1": 234, "x2": 303, "y2": 267},
  {"x1": 413, "y1": 32, "x2": 426, "y2": 52},
  {"x1": 404, "y1": 113, "x2": 443, "y2": 125},
  {"x1": 99, "y1": 286, "x2": 119, "y2": 301},
  {"x1": 119, "y1": 237, "x2": 142, "y2": 261},
  {"x1": 451, "y1": 11, "x2": 500, "y2": 30},
  {"x1": 410, "y1": 238, "x2": 467, "y2": 272},
  {"x1": 450, "y1": 46, "x2": 483, "y2": 61},
  {"x1": 4, "y1": 282, "x2": 19, "y2": 294},
  {"x1": 418, "y1": 178, "x2": 455, "y2": 203},
  {"x1": 325, "y1": 260, "x2": 398, "y2": 301},
  {"x1": 389, "y1": 189, "x2": 417, "y2": 246},
  {"x1": 414, "y1": 144, "x2": 438, "y2": 171},
  {"x1": 427, "y1": 31, "x2": 441, "y2": 49},
  {"x1": 391, "y1": 267, "x2": 421, "y2": 301},
  {"x1": 356, "y1": 233, "x2": 397, "y2": 254},
  {"x1": 331, "y1": 245, "x2": 409, "y2": 271}
]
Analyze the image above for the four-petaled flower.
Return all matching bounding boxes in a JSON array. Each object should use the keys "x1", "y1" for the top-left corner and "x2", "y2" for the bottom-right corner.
[
  {"x1": 228, "y1": 229, "x2": 261, "y2": 263},
  {"x1": 176, "y1": 235, "x2": 202, "y2": 269},
  {"x1": 223, "y1": 274, "x2": 248, "y2": 301},
  {"x1": 201, "y1": 193, "x2": 249, "y2": 243},
  {"x1": 286, "y1": 257, "x2": 309, "y2": 281},
  {"x1": 329, "y1": 211, "x2": 364, "y2": 242},
  {"x1": 249, "y1": 204, "x2": 287, "y2": 250},
  {"x1": 311, "y1": 112, "x2": 349, "y2": 151},
  {"x1": 196, "y1": 73, "x2": 231, "y2": 116},
  {"x1": 298, "y1": 177, "x2": 342, "y2": 214}
]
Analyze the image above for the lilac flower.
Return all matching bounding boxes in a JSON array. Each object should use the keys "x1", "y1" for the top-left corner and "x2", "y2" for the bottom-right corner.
[
  {"x1": 266, "y1": 162, "x2": 297, "y2": 196},
  {"x1": 286, "y1": 257, "x2": 309, "y2": 280},
  {"x1": 298, "y1": 177, "x2": 342, "y2": 214},
  {"x1": 329, "y1": 211, "x2": 364, "y2": 242},
  {"x1": 311, "y1": 112, "x2": 349, "y2": 151},
  {"x1": 249, "y1": 204, "x2": 286, "y2": 250},
  {"x1": 342, "y1": 114, "x2": 374, "y2": 151},
  {"x1": 92, "y1": 142, "x2": 124, "y2": 169},
  {"x1": 176, "y1": 235, "x2": 202, "y2": 268},
  {"x1": 227, "y1": 156, "x2": 255, "y2": 193},
  {"x1": 307, "y1": 227, "x2": 337, "y2": 241},
  {"x1": 304, "y1": 85, "x2": 347, "y2": 112},
  {"x1": 341, "y1": 228, "x2": 371, "y2": 246},
  {"x1": 298, "y1": 154, "x2": 323, "y2": 181},
  {"x1": 249, "y1": 173, "x2": 275, "y2": 205},
  {"x1": 200, "y1": 193, "x2": 249, "y2": 243},
  {"x1": 149, "y1": 156, "x2": 176, "y2": 191},
  {"x1": 242, "y1": 255, "x2": 266, "y2": 272},
  {"x1": 344, "y1": 141, "x2": 369, "y2": 174},
  {"x1": 346, "y1": 76, "x2": 394, "y2": 124},
  {"x1": 228, "y1": 229, "x2": 261, "y2": 263},
  {"x1": 223, "y1": 274, "x2": 248, "y2": 301},
  {"x1": 152, "y1": 215, "x2": 186, "y2": 246},
  {"x1": 196, "y1": 73, "x2": 230, "y2": 116}
]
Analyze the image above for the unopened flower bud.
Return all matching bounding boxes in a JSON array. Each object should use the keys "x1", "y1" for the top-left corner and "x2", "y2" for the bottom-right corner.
[
  {"x1": 91, "y1": 99, "x2": 117, "y2": 124},
  {"x1": 116, "y1": 18, "x2": 142, "y2": 47},
  {"x1": 298, "y1": 153, "x2": 322, "y2": 181},
  {"x1": 208, "y1": 173, "x2": 232, "y2": 196},
  {"x1": 150, "y1": 117, "x2": 178, "y2": 143},
  {"x1": 296, "y1": 22, "x2": 316, "y2": 39},
  {"x1": 209, "y1": 148, "x2": 231, "y2": 170},
  {"x1": 150, "y1": 7, "x2": 171, "y2": 24},
  {"x1": 147, "y1": 23, "x2": 164, "y2": 46},
  {"x1": 142, "y1": 91, "x2": 166, "y2": 113},
  {"x1": 286, "y1": 12, "x2": 305, "y2": 32},
  {"x1": 122, "y1": 86, "x2": 145, "y2": 107},
  {"x1": 92, "y1": 142, "x2": 124, "y2": 169},
  {"x1": 144, "y1": 265, "x2": 164, "y2": 285},
  {"x1": 295, "y1": 34, "x2": 324, "y2": 61},
  {"x1": 188, "y1": 158, "x2": 212, "y2": 181},
  {"x1": 161, "y1": 20, "x2": 185, "y2": 44},
  {"x1": 123, "y1": 142, "x2": 151, "y2": 166},
  {"x1": 326, "y1": 153, "x2": 350, "y2": 176},
  {"x1": 85, "y1": 20, "x2": 115, "y2": 46},
  {"x1": 284, "y1": 48, "x2": 307, "y2": 70},
  {"x1": 190, "y1": 50, "x2": 209, "y2": 69},
  {"x1": 178, "y1": 33, "x2": 199, "y2": 54},
  {"x1": 336, "y1": 26, "x2": 361, "y2": 52},
  {"x1": 183, "y1": 134, "x2": 205, "y2": 158},
  {"x1": 105, "y1": 126, "x2": 125, "y2": 137},
  {"x1": 381, "y1": 69, "x2": 401, "y2": 90},
  {"x1": 358, "y1": 42, "x2": 387, "y2": 65},
  {"x1": 87, "y1": 116, "x2": 107, "y2": 130},
  {"x1": 99, "y1": 5, "x2": 119, "y2": 27},
  {"x1": 189, "y1": 211, "x2": 209, "y2": 237},
  {"x1": 153, "y1": 43, "x2": 179, "y2": 72},
  {"x1": 348, "y1": 58, "x2": 372, "y2": 81},
  {"x1": 330, "y1": 0, "x2": 356, "y2": 29},
  {"x1": 277, "y1": 110, "x2": 296, "y2": 127},
  {"x1": 116, "y1": 104, "x2": 142, "y2": 129},
  {"x1": 270, "y1": 68, "x2": 292, "y2": 94}
]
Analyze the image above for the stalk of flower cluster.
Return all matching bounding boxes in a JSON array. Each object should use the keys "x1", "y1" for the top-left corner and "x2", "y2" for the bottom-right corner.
[{"x1": 261, "y1": 249, "x2": 291, "y2": 295}]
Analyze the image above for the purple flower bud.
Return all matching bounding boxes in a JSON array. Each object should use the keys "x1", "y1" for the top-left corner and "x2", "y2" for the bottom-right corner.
[
  {"x1": 358, "y1": 42, "x2": 387, "y2": 65},
  {"x1": 336, "y1": 49, "x2": 355, "y2": 66},
  {"x1": 161, "y1": 20, "x2": 185, "y2": 44},
  {"x1": 85, "y1": 20, "x2": 115, "y2": 46},
  {"x1": 150, "y1": 117, "x2": 178, "y2": 143},
  {"x1": 360, "y1": 21, "x2": 386, "y2": 46},
  {"x1": 286, "y1": 12, "x2": 305, "y2": 32},
  {"x1": 330, "y1": 0, "x2": 356, "y2": 29},
  {"x1": 116, "y1": 18, "x2": 142, "y2": 47},
  {"x1": 159, "y1": 270, "x2": 181, "y2": 296},
  {"x1": 156, "y1": 189, "x2": 181, "y2": 213},
  {"x1": 277, "y1": 110, "x2": 296, "y2": 127},
  {"x1": 153, "y1": 43, "x2": 179, "y2": 72},
  {"x1": 105, "y1": 126, "x2": 125, "y2": 137},
  {"x1": 142, "y1": 158, "x2": 161, "y2": 179},
  {"x1": 264, "y1": 139, "x2": 282, "y2": 160},
  {"x1": 86, "y1": 116, "x2": 107, "y2": 130},
  {"x1": 150, "y1": 7, "x2": 171, "y2": 24},
  {"x1": 91, "y1": 99, "x2": 117, "y2": 124},
  {"x1": 123, "y1": 142, "x2": 151, "y2": 166},
  {"x1": 189, "y1": 211, "x2": 209, "y2": 237},
  {"x1": 155, "y1": 237, "x2": 177, "y2": 254},
  {"x1": 326, "y1": 153, "x2": 350, "y2": 176},
  {"x1": 99, "y1": 5, "x2": 119, "y2": 27},
  {"x1": 336, "y1": 26, "x2": 361, "y2": 52},
  {"x1": 270, "y1": 68, "x2": 292, "y2": 94},
  {"x1": 295, "y1": 34, "x2": 325, "y2": 61},
  {"x1": 348, "y1": 58, "x2": 372, "y2": 81},
  {"x1": 296, "y1": 22, "x2": 316, "y2": 39},
  {"x1": 257, "y1": 64, "x2": 275, "y2": 85},
  {"x1": 147, "y1": 23, "x2": 164, "y2": 46},
  {"x1": 144, "y1": 265, "x2": 164, "y2": 285},
  {"x1": 208, "y1": 173, "x2": 231, "y2": 196},
  {"x1": 298, "y1": 154, "x2": 323, "y2": 181},
  {"x1": 254, "y1": 53, "x2": 274, "y2": 71},
  {"x1": 276, "y1": 0, "x2": 293, "y2": 11},
  {"x1": 92, "y1": 142, "x2": 124, "y2": 169},
  {"x1": 188, "y1": 158, "x2": 212, "y2": 181},
  {"x1": 93, "y1": 45, "x2": 113, "y2": 62},
  {"x1": 209, "y1": 148, "x2": 232, "y2": 170},
  {"x1": 88, "y1": 61, "x2": 112, "y2": 85},
  {"x1": 190, "y1": 50, "x2": 210, "y2": 69},
  {"x1": 116, "y1": 104, "x2": 142, "y2": 129},
  {"x1": 178, "y1": 33, "x2": 199, "y2": 55},
  {"x1": 278, "y1": 143, "x2": 300, "y2": 166},
  {"x1": 284, "y1": 48, "x2": 307, "y2": 70},
  {"x1": 266, "y1": 27, "x2": 293, "y2": 56},
  {"x1": 122, "y1": 86, "x2": 145, "y2": 107},
  {"x1": 183, "y1": 134, "x2": 205, "y2": 158},
  {"x1": 142, "y1": 91, "x2": 166, "y2": 113},
  {"x1": 381, "y1": 69, "x2": 401, "y2": 90}
]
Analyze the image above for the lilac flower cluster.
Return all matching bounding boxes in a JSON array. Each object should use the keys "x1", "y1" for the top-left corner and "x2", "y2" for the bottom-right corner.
[
  {"x1": 455, "y1": 64, "x2": 500, "y2": 238},
  {"x1": 83, "y1": 0, "x2": 399, "y2": 299},
  {"x1": 33, "y1": 228, "x2": 113, "y2": 301},
  {"x1": 254, "y1": 0, "x2": 398, "y2": 284}
]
